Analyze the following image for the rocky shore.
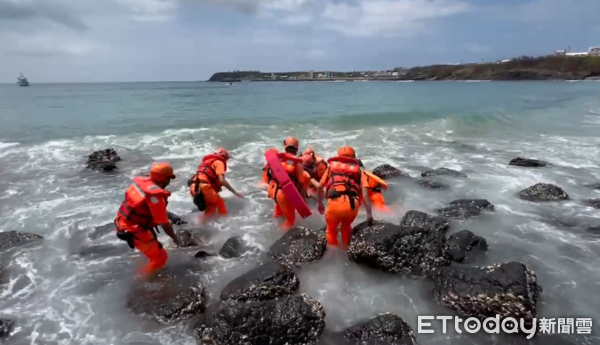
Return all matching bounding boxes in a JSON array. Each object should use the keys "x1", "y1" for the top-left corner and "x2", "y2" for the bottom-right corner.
[{"x1": 208, "y1": 55, "x2": 600, "y2": 82}]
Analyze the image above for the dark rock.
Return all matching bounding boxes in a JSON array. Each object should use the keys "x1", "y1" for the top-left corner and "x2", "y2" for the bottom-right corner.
[
  {"x1": 436, "y1": 199, "x2": 494, "y2": 219},
  {"x1": 518, "y1": 183, "x2": 569, "y2": 202},
  {"x1": 399, "y1": 210, "x2": 449, "y2": 233},
  {"x1": 269, "y1": 226, "x2": 327, "y2": 265},
  {"x1": 347, "y1": 220, "x2": 451, "y2": 276},
  {"x1": 0, "y1": 319, "x2": 14, "y2": 339},
  {"x1": 582, "y1": 199, "x2": 600, "y2": 209},
  {"x1": 372, "y1": 164, "x2": 407, "y2": 180},
  {"x1": 339, "y1": 313, "x2": 418, "y2": 345},
  {"x1": 177, "y1": 229, "x2": 204, "y2": 248},
  {"x1": 193, "y1": 293, "x2": 325, "y2": 345},
  {"x1": 414, "y1": 179, "x2": 449, "y2": 189},
  {"x1": 71, "y1": 244, "x2": 129, "y2": 259},
  {"x1": 219, "y1": 236, "x2": 246, "y2": 259},
  {"x1": 584, "y1": 183, "x2": 600, "y2": 190},
  {"x1": 88, "y1": 223, "x2": 115, "y2": 240},
  {"x1": 220, "y1": 262, "x2": 299, "y2": 302},
  {"x1": 0, "y1": 231, "x2": 43, "y2": 252},
  {"x1": 194, "y1": 250, "x2": 215, "y2": 258},
  {"x1": 509, "y1": 157, "x2": 548, "y2": 168},
  {"x1": 127, "y1": 269, "x2": 206, "y2": 323},
  {"x1": 421, "y1": 167, "x2": 467, "y2": 178},
  {"x1": 447, "y1": 230, "x2": 488, "y2": 263},
  {"x1": 167, "y1": 211, "x2": 187, "y2": 225},
  {"x1": 86, "y1": 148, "x2": 120, "y2": 172},
  {"x1": 430, "y1": 262, "x2": 541, "y2": 328}
]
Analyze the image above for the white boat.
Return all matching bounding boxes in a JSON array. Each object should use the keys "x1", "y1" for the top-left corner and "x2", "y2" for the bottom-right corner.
[{"x1": 17, "y1": 73, "x2": 29, "y2": 86}]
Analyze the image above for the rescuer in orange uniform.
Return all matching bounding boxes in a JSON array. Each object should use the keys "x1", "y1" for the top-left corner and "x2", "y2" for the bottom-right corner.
[
  {"x1": 357, "y1": 160, "x2": 390, "y2": 212},
  {"x1": 115, "y1": 162, "x2": 181, "y2": 278},
  {"x1": 188, "y1": 148, "x2": 244, "y2": 222},
  {"x1": 318, "y1": 146, "x2": 373, "y2": 249}
]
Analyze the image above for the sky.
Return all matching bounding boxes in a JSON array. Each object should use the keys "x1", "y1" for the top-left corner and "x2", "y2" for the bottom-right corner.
[{"x1": 0, "y1": 0, "x2": 599, "y2": 82}]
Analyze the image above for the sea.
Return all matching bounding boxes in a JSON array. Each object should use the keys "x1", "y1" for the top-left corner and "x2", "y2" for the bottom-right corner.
[{"x1": 0, "y1": 80, "x2": 599, "y2": 345}]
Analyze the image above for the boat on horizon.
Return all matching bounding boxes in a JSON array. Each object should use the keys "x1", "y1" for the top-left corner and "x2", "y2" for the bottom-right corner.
[{"x1": 17, "y1": 73, "x2": 29, "y2": 86}]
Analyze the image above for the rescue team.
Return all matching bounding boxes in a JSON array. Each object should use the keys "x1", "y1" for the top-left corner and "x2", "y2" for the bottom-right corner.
[{"x1": 115, "y1": 137, "x2": 390, "y2": 278}]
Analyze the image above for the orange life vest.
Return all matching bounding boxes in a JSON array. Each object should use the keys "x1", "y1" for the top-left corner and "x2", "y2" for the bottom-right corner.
[
  {"x1": 265, "y1": 152, "x2": 302, "y2": 187},
  {"x1": 325, "y1": 156, "x2": 362, "y2": 198},
  {"x1": 189, "y1": 154, "x2": 228, "y2": 195},
  {"x1": 117, "y1": 176, "x2": 170, "y2": 230}
]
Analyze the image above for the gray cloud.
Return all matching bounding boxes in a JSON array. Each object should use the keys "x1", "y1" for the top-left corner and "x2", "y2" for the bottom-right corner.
[{"x1": 0, "y1": 0, "x2": 88, "y2": 31}]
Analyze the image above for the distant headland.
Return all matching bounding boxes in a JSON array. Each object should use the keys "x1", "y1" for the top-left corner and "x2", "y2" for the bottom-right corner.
[{"x1": 208, "y1": 54, "x2": 600, "y2": 82}]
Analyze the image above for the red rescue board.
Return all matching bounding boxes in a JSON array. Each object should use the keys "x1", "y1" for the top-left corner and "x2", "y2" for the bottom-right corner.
[{"x1": 265, "y1": 149, "x2": 312, "y2": 219}]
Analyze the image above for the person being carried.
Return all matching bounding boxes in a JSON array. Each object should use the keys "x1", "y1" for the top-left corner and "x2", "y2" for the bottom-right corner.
[
  {"x1": 188, "y1": 148, "x2": 244, "y2": 222},
  {"x1": 317, "y1": 146, "x2": 374, "y2": 249},
  {"x1": 265, "y1": 137, "x2": 322, "y2": 230},
  {"x1": 114, "y1": 162, "x2": 181, "y2": 279},
  {"x1": 301, "y1": 148, "x2": 327, "y2": 198},
  {"x1": 357, "y1": 160, "x2": 390, "y2": 212}
]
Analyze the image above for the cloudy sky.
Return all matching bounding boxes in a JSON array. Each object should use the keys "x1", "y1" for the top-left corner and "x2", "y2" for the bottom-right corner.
[{"x1": 0, "y1": 0, "x2": 598, "y2": 82}]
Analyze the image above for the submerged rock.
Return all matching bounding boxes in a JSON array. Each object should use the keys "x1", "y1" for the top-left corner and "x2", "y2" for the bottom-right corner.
[
  {"x1": 71, "y1": 244, "x2": 129, "y2": 259},
  {"x1": 269, "y1": 226, "x2": 327, "y2": 265},
  {"x1": 509, "y1": 157, "x2": 548, "y2": 168},
  {"x1": 347, "y1": 220, "x2": 451, "y2": 276},
  {"x1": 167, "y1": 211, "x2": 187, "y2": 225},
  {"x1": 193, "y1": 293, "x2": 325, "y2": 345},
  {"x1": 127, "y1": 269, "x2": 206, "y2": 323},
  {"x1": 0, "y1": 231, "x2": 43, "y2": 252},
  {"x1": 399, "y1": 210, "x2": 449, "y2": 233},
  {"x1": 421, "y1": 167, "x2": 467, "y2": 178},
  {"x1": 177, "y1": 229, "x2": 204, "y2": 248},
  {"x1": 414, "y1": 179, "x2": 449, "y2": 189},
  {"x1": 582, "y1": 199, "x2": 600, "y2": 209},
  {"x1": 220, "y1": 262, "x2": 299, "y2": 302},
  {"x1": 86, "y1": 148, "x2": 120, "y2": 172},
  {"x1": 88, "y1": 223, "x2": 115, "y2": 240},
  {"x1": 518, "y1": 183, "x2": 569, "y2": 202},
  {"x1": 584, "y1": 183, "x2": 600, "y2": 190},
  {"x1": 194, "y1": 250, "x2": 215, "y2": 258},
  {"x1": 339, "y1": 313, "x2": 418, "y2": 345},
  {"x1": 447, "y1": 230, "x2": 488, "y2": 263},
  {"x1": 0, "y1": 319, "x2": 14, "y2": 339},
  {"x1": 219, "y1": 236, "x2": 247, "y2": 258},
  {"x1": 436, "y1": 199, "x2": 494, "y2": 219},
  {"x1": 430, "y1": 262, "x2": 541, "y2": 327},
  {"x1": 372, "y1": 164, "x2": 406, "y2": 180}
]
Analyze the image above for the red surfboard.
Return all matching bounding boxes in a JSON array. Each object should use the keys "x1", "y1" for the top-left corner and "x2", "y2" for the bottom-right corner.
[{"x1": 265, "y1": 149, "x2": 312, "y2": 218}]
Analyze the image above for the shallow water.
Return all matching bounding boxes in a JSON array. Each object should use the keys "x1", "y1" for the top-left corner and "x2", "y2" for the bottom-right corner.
[{"x1": 0, "y1": 80, "x2": 600, "y2": 344}]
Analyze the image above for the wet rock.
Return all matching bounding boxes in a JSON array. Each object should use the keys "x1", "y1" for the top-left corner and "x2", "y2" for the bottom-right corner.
[
  {"x1": 86, "y1": 148, "x2": 120, "y2": 172},
  {"x1": 269, "y1": 226, "x2": 327, "y2": 265},
  {"x1": 399, "y1": 210, "x2": 450, "y2": 234},
  {"x1": 194, "y1": 250, "x2": 215, "y2": 258},
  {"x1": 347, "y1": 220, "x2": 451, "y2": 276},
  {"x1": 430, "y1": 261, "x2": 541, "y2": 328},
  {"x1": 436, "y1": 199, "x2": 494, "y2": 219},
  {"x1": 421, "y1": 167, "x2": 467, "y2": 178},
  {"x1": 0, "y1": 231, "x2": 43, "y2": 252},
  {"x1": 127, "y1": 269, "x2": 206, "y2": 323},
  {"x1": 582, "y1": 199, "x2": 600, "y2": 209},
  {"x1": 193, "y1": 293, "x2": 325, "y2": 345},
  {"x1": 219, "y1": 236, "x2": 246, "y2": 259},
  {"x1": 177, "y1": 229, "x2": 204, "y2": 248},
  {"x1": 0, "y1": 318, "x2": 14, "y2": 339},
  {"x1": 584, "y1": 182, "x2": 600, "y2": 190},
  {"x1": 518, "y1": 183, "x2": 569, "y2": 202},
  {"x1": 167, "y1": 211, "x2": 187, "y2": 225},
  {"x1": 414, "y1": 179, "x2": 449, "y2": 189},
  {"x1": 339, "y1": 313, "x2": 418, "y2": 345},
  {"x1": 71, "y1": 244, "x2": 129, "y2": 259},
  {"x1": 447, "y1": 230, "x2": 488, "y2": 263},
  {"x1": 220, "y1": 262, "x2": 299, "y2": 302},
  {"x1": 88, "y1": 223, "x2": 115, "y2": 240},
  {"x1": 509, "y1": 157, "x2": 548, "y2": 168},
  {"x1": 372, "y1": 164, "x2": 407, "y2": 180}
]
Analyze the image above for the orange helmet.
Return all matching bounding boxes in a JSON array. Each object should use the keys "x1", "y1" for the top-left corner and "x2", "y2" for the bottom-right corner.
[
  {"x1": 302, "y1": 154, "x2": 315, "y2": 167},
  {"x1": 338, "y1": 145, "x2": 356, "y2": 158},
  {"x1": 215, "y1": 148, "x2": 230, "y2": 160},
  {"x1": 283, "y1": 137, "x2": 299, "y2": 150},
  {"x1": 302, "y1": 148, "x2": 314, "y2": 156},
  {"x1": 150, "y1": 162, "x2": 176, "y2": 182},
  {"x1": 315, "y1": 154, "x2": 325, "y2": 165}
]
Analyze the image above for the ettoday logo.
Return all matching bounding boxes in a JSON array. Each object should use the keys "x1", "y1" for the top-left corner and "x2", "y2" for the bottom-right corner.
[{"x1": 418, "y1": 315, "x2": 537, "y2": 339}]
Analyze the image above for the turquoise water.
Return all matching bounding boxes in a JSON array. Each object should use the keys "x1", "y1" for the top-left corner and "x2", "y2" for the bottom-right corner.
[{"x1": 0, "y1": 80, "x2": 599, "y2": 344}]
